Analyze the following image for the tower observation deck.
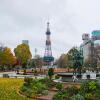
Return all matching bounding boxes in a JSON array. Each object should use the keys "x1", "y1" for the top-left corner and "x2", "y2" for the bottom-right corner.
[{"x1": 43, "y1": 22, "x2": 54, "y2": 66}]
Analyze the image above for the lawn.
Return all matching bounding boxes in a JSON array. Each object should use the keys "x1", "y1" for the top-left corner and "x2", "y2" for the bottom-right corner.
[{"x1": 0, "y1": 78, "x2": 29, "y2": 100}]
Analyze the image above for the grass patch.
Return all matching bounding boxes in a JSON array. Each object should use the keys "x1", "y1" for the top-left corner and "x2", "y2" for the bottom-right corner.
[{"x1": 0, "y1": 78, "x2": 29, "y2": 100}]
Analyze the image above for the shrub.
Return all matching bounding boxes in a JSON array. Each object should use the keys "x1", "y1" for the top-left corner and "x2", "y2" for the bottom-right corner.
[
  {"x1": 80, "y1": 81, "x2": 97, "y2": 95},
  {"x1": 93, "y1": 92, "x2": 100, "y2": 100},
  {"x1": 88, "y1": 81, "x2": 97, "y2": 91},
  {"x1": 24, "y1": 77, "x2": 33, "y2": 84},
  {"x1": 35, "y1": 82, "x2": 47, "y2": 94},
  {"x1": 56, "y1": 83, "x2": 63, "y2": 91},
  {"x1": 80, "y1": 81, "x2": 90, "y2": 94},
  {"x1": 85, "y1": 93, "x2": 93, "y2": 100},
  {"x1": 79, "y1": 81, "x2": 100, "y2": 99},
  {"x1": 96, "y1": 90, "x2": 100, "y2": 95},
  {"x1": 39, "y1": 78, "x2": 56, "y2": 88},
  {"x1": 25, "y1": 88, "x2": 36, "y2": 97},
  {"x1": 65, "y1": 86, "x2": 78, "y2": 96},
  {"x1": 45, "y1": 80, "x2": 56, "y2": 88},
  {"x1": 39, "y1": 77, "x2": 50, "y2": 84},
  {"x1": 53, "y1": 92, "x2": 68, "y2": 100},
  {"x1": 48, "y1": 68, "x2": 54, "y2": 80},
  {"x1": 70, "y1": 94, "x2": 85, "y2": 100},
  {"x1": 53, "y1": 81, "x2": 100, "y2": 100},
  {"x1": 21, "y1": 78, "x2": 48, "y2": 97},
  {"x1": 20, "y1": 85, "x2": 29, "y2": 92}
]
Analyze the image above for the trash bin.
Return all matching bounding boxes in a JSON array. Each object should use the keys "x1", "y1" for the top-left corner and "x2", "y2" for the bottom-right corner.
[{"x1": 3, "y1": 74, "x2": 9, "y2": 78}]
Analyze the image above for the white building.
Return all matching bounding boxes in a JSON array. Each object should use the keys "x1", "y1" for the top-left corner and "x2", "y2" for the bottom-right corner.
[
  {"x1": 80, "y1": 30, "x2": 100, "y2": 62},
  {"x1": 80, "y1": 33, "x2": 91, "y2": 61}
]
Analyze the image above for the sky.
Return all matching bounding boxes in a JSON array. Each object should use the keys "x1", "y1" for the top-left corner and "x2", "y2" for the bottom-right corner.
[{"x1": 0, "y1": 0, "x2": 100, "y2": 58}]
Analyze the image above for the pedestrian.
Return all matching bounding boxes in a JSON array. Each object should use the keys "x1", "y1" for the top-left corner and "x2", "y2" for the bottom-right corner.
[{"x1": 72, "y1": 75, "x2": 78, "y2": 82}]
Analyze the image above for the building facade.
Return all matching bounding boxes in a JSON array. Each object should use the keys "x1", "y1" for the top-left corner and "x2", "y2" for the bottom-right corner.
[
  {"x1": 80, "y1": 30, "x2": 100, "y2": 63},
  {"x1": 22, "y1": 40, "x2": 29, "y2": 45}
]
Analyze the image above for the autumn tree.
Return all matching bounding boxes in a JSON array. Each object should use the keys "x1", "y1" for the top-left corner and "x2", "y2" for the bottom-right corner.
[
  {"x1": 34, "y1": 55, "x2": 43, "y2": 69},
  {"x1": 0, "y1": 47, "x2": 16, "y2": 70},
  {"x1": 57, "y1": 54, "x2": 68, "y2": 68},
  {"x1": 0, "y1": 48, "x2": 3, "y2": 66},
  {"x1": 58, "y1": 47, "x2": 83, "y2": 74},
  {"x1": 3, "y1": 48, "x2": 16, "y2": 66},
  {"x1": 14, "y1": 43, "x2": 32, "y2": 69},
  {"x1": 57, "y1": 47, "x2": 79, "y2": 68}
]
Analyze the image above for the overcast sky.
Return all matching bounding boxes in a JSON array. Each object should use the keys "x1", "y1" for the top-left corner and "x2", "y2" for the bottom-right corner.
[{"x1": 0, "y1": 0, "x2": 100, "y2": 58}]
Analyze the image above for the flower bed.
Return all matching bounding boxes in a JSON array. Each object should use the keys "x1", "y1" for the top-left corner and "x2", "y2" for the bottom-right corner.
[
  {"x1": 53, "y1": 81, "x2": 100, "y2": 100},
  {"x1": 20, "y1": 77, "x2": 57, "y2": 99},
  {"x1": 0, "y1": 78, "x2": 28, "y2": 100}
]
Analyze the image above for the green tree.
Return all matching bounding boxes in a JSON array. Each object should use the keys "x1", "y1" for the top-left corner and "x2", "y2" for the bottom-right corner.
[
  {"x1": 48, "y1": 68, "x2": 54, "y2": 80},
  {"x1": 67, "y1": 47, "x2": 83, "y2": 74},
  {"x1": 73, "y1": 51, "x2": 83, "y2": 75},
  {"x1": 67, "y1": 47, "x2": 78, "y2": 69},
  {"x1": 57, "y1": 47, "x2": 81, "y2": 69},
  {"x1": 14, "y1": 43, "x2": 32, "y2": 69}
]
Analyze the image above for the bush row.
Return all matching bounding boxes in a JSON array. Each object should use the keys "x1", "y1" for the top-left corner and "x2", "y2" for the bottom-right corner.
[{"x1": 53, "y1": 81, "x2": 100, "y2": 100}]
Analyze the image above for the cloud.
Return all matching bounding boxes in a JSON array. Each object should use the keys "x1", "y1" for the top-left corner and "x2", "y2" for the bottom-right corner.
[{"x1": 0, "y1": 0, "x2": 100, "y2": 58}]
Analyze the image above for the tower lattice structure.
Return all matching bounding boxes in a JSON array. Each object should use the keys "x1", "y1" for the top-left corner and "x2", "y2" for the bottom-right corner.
[{"x1": 43, "y1": 22, "x2": 54, "y2": 66}]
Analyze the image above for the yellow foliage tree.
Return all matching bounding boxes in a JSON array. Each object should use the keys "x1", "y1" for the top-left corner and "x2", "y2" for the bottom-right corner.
[
  {"x1": 14, "y1": 44, "x2": 32, "y2": 68},
  {"x1": 0, "y1": 47, "x2": 16, "y2": 70}
]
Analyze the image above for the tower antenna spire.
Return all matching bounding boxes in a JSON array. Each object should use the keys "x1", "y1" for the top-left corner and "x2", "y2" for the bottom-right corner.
[
  {"x1": 47, "y1": 22, "x2": 49, "y2": 27},
  {"x1": 43, "y1": 22, "x2": 54, "y2": 67},
  {"x1": 47, "y1": 22, "x2": 50, "y2": 32}
]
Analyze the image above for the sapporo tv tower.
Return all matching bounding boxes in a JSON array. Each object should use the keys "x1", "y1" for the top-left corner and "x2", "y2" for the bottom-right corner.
[{"x1": 43, "y1": 22, "x2": 54, "y2": 67}]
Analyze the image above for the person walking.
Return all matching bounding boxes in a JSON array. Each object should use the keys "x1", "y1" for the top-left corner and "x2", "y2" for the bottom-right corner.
[{"x1": 72, "y1": 75, "x2": 78, "y2": 82}]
